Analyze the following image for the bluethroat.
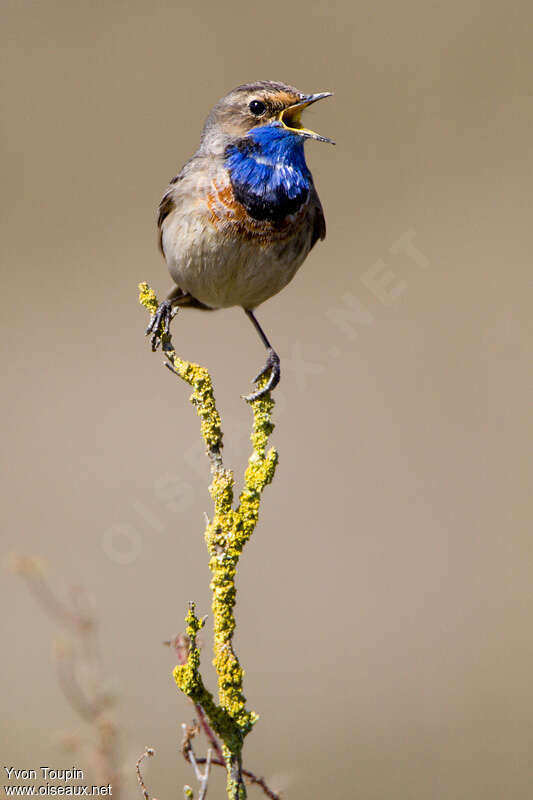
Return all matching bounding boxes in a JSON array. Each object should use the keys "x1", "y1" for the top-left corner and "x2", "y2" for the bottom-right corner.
[{"x1": 146, "y1": 80, "x2": 334, "y2": 400}]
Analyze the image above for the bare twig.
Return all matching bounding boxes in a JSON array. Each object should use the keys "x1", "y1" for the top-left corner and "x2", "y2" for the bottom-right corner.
[
  {"x1": 181, "y1": 720, "x2": 200, "y2": 759},
  {"x1": 180, "y1": 723, "x2": 213, "y2": 800},
  {"x1": 193, "y1": 758, "x2": 281, "y2": 800},
  {"x1": 136, "y1": 748, "x2": 156, "y2": 800},
  {"x1": 188, "y1": 746, "x2": 212, "y2": 800}
]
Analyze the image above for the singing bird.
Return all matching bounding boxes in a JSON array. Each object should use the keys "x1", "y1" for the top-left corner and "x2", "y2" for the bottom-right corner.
[{"x1": 147, "y1": 80, "x2": 334, "y2": 400}]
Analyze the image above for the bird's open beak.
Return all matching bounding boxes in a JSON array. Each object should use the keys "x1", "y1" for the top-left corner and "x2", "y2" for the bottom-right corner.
[{"x1": 279, "y1": 92, "x2": 335, "y2": 144}]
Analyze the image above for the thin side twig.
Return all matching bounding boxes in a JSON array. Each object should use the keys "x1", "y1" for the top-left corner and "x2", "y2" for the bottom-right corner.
[
  {"x1": 136, "y1": 748, "x2": 156, "y2": 800},
  {"x1": 187, "y1": 745, "x2": 212, "y2": 800},
  {"x1": 193, "y1": 758, "x2": 281, "y2": 800}
]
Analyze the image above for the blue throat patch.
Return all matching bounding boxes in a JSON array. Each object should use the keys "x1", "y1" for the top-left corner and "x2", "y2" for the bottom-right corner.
[{"x1": 225, "y1": 123, "x2": 312, "y2": 225}]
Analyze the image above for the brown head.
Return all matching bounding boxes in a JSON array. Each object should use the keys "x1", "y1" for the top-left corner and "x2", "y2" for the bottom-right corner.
[{"x1": 199, "y1": 80, "x2": 334, "y2": 154}]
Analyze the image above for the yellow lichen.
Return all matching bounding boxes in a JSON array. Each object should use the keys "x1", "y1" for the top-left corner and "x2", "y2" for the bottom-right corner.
[{"x1": 138, "y1": 281, "x2": 159, "y2": 316}]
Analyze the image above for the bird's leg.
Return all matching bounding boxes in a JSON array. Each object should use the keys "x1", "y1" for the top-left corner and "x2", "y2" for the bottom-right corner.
[
  {"x1": 244, "y1": 309, "x2": 281, "y2": 401},
  {"x1": 145, "y1": 286, "x2": 186, "y2": 351}
]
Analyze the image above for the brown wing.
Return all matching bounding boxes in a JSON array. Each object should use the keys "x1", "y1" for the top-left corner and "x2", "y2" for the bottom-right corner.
[
  {"x1": 158, "y1": 167, "x2": 185, "y2": 256},
  {"x1": 157, "y1": 155, "x2": 201, "y2": 253},
  {"x1": 157, "y1": 189, "x2": 176, "y2": 254},
  {"x1": 309, "y1": 186, "x2": 326, "y2": 250}
]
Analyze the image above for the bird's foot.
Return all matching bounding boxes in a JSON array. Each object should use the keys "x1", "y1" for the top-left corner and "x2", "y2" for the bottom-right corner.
[
  {"x1": 244, "y1": 348, "x2": 280, "y2": 402},
  {"x1": 145, "y1": 299, "x2": 175, "y2": 351}
]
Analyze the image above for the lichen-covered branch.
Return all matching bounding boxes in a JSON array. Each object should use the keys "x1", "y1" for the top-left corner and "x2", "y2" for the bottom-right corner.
[{"x1": 139, "y1": 283, "x2": 279, "y2": 800}]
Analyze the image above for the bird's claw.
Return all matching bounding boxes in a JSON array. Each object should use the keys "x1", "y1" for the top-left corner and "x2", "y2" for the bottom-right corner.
[
  {"x1": 145, "y1": 299, "x2": 174, "y2": 351},
  {"x1": 244, "y1": 348, "x2": 280, "y2": 402}
]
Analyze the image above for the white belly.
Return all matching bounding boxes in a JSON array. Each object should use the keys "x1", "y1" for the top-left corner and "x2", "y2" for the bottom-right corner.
[{"x1": 162, "y1": 205, "x2": 312, "y2": 310}]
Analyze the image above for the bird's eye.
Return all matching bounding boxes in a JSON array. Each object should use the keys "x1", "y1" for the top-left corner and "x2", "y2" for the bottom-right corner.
[{"x1": 249, "y1": 100, "x2": 266, "y2": 116}]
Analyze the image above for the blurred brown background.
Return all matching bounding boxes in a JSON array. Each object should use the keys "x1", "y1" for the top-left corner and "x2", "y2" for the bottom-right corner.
[{"x1": 2, "y1": 0, "x2": 532, "y2": 797}]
